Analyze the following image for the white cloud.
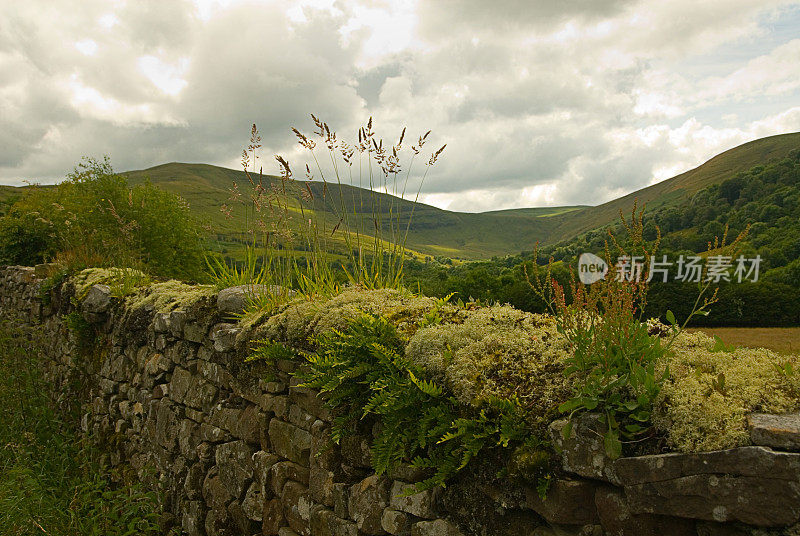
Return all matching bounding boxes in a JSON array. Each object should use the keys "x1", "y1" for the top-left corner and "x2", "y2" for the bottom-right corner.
[
  {"x1": 68, "y1": 74, "x2": 184, "y2": 125},
  {"x1": 98, "y1": 13, "x2": 118, "y2": 29},
  {"x1": 138, "y1": 55, "x2": 189, "y2": 96},
  {"x1": 75, "y1": 39, "x2": 98, "y2": 56},
  {"x1": 339, "y1": 0, "x2": 420, "y2": 67},
  {"x1": 697, "y1": 39, "x2": 800, "y2": 103}
]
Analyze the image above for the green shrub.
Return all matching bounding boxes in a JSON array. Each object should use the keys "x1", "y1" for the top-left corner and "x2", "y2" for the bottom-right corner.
[
  {"x1": 0, "y1": 156, "x2": 205, "y2": 281},
  {"x1": 526, "y1": 205, "x2": 746, "y2": 458},
  {"x1": 0, "y1": 207, "x2": 58, "y2": 265}
]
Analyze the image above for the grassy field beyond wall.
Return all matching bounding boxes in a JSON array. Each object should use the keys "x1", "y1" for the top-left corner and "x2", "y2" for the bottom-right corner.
[{"x1": 690, "y1": 327, "x2": 800, "y2": 354}]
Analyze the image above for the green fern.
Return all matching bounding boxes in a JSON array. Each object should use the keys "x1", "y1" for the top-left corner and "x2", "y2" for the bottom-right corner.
[{"x1": 290, "y1": 313, "x2": 532, "y2": 492}]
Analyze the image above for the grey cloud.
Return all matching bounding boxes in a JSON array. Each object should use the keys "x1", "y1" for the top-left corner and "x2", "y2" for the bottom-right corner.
[
  {"x1": 116, "y1": 0, "x2": 196, "y2": 51},
  {"x1": 176, "y1": 4, "x2": 366, "y2": 152},
  {"x1": 417, "y1": 0, "x2": 635, "y2": 37},
  {"x1": 356, "y1": 62, "x2": 402, "y2": 107},
  {"x1": 0, "y1": 0, "x2": 798, "y2": 214}
]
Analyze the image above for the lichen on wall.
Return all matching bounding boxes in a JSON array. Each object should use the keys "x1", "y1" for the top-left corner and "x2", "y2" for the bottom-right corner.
[
  {"x1": 655, "y1": 330, "x2": 800, "y2": 452},
  {"x1": 405, "y1": 305, "x2": 574, "y2": 427},
  {"x1": 123, "y1": 279, "x2": 216, "y2": 313}
]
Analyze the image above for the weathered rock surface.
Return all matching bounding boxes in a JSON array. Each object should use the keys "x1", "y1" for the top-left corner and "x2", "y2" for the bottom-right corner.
[
  {"x1": 614, "y1": 446, "x2": 800, "y2": 526},
  {"x1": 217, "y1": 285, "x2": 264, "y2": 315},
  {"x1": 614, "y1": 445, "x2": 800, "y2": 484},
  {"x1": 594, "y1": 487, "x2": 695, "y2": 536},
  {"x1": 524, "y1": 479, "x2": 598, "y2": 525},
  {"x1": 748, "y1": 412, "x2": 800, "y2": 451},
  {"x1": 390, "y1": 481, "x2": 438, "y2": 519},
  {"x1": 83, "y1": 284, "x2": 111, "y2": 315},
  {"x1": 349, "y1": 475, "x2": 391, "y2": 534},
  {"x1": 211, "y1": 322, "x2": 240, "y2": 352},
  {"x1": 217, "y1": 285, "x2": 294, "y2": 316},
  {"x1": 269, "y1": 419, "x2": 312, "y2": 465},
  {"x1": 216, "y1": 440, "x2": 255, "y2": 500},
  {"x1": 310, "y1": 505, "x2": 359, "y2": 536},
  {"x1": 625, "y1": 474, "x2": 800, "y2": 526},
  {"x1": 411, "y1": 519, "x2": 465, "y2": 536},
  {"x1": 382, "y1": 508, "x2": 414, "y2": 536},
  {"x1": 549, "y1": 414, "x2": 619, "y2": 484},
  {"x1": 270, "y1": 461, "x2": 310, "y2": 495}
]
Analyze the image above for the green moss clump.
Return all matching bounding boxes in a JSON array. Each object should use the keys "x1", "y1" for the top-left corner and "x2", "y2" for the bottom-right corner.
[
  {"x1": 70, "y1": 267, "x2": 153, "y2": 302},
  {"x1": 122, "y1": 280, "x2": 215, "y2": 313},
  {"x1": 71, "y1": 268, "x2": 120, "y2": 301},
  {"x1": 249, "y1": 287, "x2": 439, "y2": 349},
  {"x1": 655, "y1": 331, "x2": 800, "y2": 452}
]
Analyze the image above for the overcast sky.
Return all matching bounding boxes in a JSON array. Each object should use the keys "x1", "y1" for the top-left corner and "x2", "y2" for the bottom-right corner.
[{"x1": 1, "y1": 0, "x2": 799, "y2": 212}]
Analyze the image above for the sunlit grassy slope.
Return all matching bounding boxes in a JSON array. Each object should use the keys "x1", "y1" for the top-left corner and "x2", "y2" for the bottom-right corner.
[
  {"x1": 122, "y1": 163, "x2": 580, "y2": 258},
  {"x1": 122, "y1": 132, "x2": 800, "y2": 258}
]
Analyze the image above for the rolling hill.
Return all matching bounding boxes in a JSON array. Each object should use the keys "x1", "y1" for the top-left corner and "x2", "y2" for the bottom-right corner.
[
  {"x1": 122, "y1": 163, "x2": 581, "y2": 258},
  {"x1": 122, "y1": 132, "x2": 800, "y2": 259},
  {"x1": 543, "y1": 132, "x2": 800, "y2": 243}
]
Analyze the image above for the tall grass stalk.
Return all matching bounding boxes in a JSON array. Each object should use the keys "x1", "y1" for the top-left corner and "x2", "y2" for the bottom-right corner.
[{"x1": 210, "y1": 118, "x2": 445, "y2": 311}]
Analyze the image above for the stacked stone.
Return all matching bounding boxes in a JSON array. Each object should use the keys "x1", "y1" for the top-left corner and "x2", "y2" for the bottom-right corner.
[
  {"x1": 2, "y1": 266, "x2": 800, "y2": 536},
  {"x1": 0, "y1": 265, "x2": 42, "y2": 320}
]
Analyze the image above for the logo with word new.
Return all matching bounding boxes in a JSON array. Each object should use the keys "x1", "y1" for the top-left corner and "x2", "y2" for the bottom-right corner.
[{"x1": 578, "y1": 252, "x2": 608, "y2": 284}]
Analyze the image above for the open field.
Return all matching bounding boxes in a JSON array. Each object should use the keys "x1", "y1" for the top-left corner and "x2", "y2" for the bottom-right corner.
[{"x1": 689, "y1": 327, "x2": 800, "y2": 355}]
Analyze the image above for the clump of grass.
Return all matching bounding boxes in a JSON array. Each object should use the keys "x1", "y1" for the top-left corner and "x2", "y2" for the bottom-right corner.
[
  {"x1": 0, "y1": 319, "x2": 164, "y2": 535},
  {"x1": 208, "y1": 117, "x2": 446, "y2": 311},
  {"x1": 205, "y1": 243, "x2": 295, "y2": 313}
]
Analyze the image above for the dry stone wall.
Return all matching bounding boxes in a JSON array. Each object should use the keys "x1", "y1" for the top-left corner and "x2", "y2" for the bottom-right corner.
[{"x1": 1, "y1": 265, "x2": 799, "y2": 536}]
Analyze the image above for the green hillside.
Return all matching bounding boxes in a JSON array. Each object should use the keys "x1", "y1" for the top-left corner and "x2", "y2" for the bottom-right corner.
[
  {"x1": 480, "y1": 206, "x2": 587, "y2": 217},
  {"x1": 2, "y1": 132, "x2": 796, "y2": 260},
  {"x1": 545, "y1": 132, "x2": 800, "y2": 243},
  {"x1": 122, "y1": 163, "x2": 571, "y2": 259},
  {"x1": 405, "y1": 148, "x2": 800, "y2": 326}
]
